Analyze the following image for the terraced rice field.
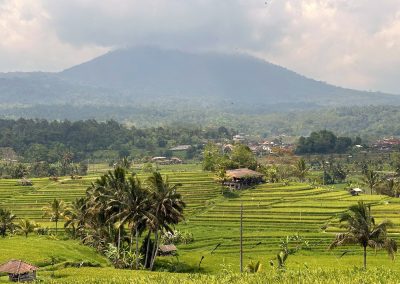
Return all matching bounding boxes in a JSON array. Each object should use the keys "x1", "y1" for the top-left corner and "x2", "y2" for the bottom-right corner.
[{"x1": 1, "y1": 166, "x2": 400, "y2": 272}]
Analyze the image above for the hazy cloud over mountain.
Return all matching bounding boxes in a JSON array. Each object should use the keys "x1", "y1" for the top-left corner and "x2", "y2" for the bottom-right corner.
[{"x1": 1, "y1": 0, "x2": 400, "y2": 93}]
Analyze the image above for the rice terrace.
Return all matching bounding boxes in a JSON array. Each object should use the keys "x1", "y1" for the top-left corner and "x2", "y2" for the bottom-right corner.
[
  {"x1": 3, "y1": 1, "x2": 400, "y2": 283},
  {"x1": 1, "y1": 159, "x2": 400, "y2": 283}
]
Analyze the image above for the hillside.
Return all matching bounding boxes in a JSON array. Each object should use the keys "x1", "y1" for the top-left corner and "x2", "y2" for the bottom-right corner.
[
  {"x1": 60, "y1": 47, "x2": 400, "y2": 106},
  {"x1": 0, "y1": 47, "x2": 399, "y2": 109},
  {"x1": 1, "y1": 167, "x2": 399, "y2": 275}
]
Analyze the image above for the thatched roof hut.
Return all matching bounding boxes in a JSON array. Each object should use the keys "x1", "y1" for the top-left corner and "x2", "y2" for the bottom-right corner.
[
  {"x1": 0, "y1": 260, "x2": 38, "y2": 282},
  {"x1": 225, "y1": 168, "x2": 264, "y2": 190},
  {"x1": 158, "y1": 244, "x2": 177, "y2": 256},
  {"x1": 19, "y1": 179, "x2": 33, "y2": 186}
]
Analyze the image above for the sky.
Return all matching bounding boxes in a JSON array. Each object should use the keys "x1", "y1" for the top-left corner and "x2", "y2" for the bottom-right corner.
[{"x1": 1, "y1": 0, "x2": 400, "y2": 93}]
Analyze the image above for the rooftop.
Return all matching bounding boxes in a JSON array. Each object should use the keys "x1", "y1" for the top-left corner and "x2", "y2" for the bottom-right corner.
[
  {"x1": 0, "y1": 260, "x2": 38, "y2": 274},
  {"x1": 159, "y1": 244, "x2": 177, "y2": 253},
  {"x1": 226, "y1": 168, "x2": 264, "y2": 179}
]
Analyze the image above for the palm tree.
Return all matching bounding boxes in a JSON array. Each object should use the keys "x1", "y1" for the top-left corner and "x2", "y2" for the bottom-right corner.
[
  {"x1": 17, "y1": 219, "x2": 37, "y2": 238},
  {"x1": 329, "y1": 201, "x2": 397, "y2": 269},
  {"x1": 64, "y1": 198, "x2": 86, "y2": 238},
  {"x1": 0, "y1": 208, "x2": 17, "y2": 237},
  {"x1": 84, "y1": 169, "x2": 124, "y2": 252},
  {"x1": 295, "y1": 158, "x2": 308, "y2": 182},
  {"x1": 42, "y1": 199, "x2": 66, "y2": 235},
  {"x1": 385, "y1": 178, "x2": 400, "y2": 197},
  {"x1": 147, "y1": 172, "x2": 186, "y2": 270},
  {"x1": 107, "y1": 174, "x2": 150, "y2": 269},
  {"x1": 362, "y1": 169, "x2": 381, "y2": 195}
]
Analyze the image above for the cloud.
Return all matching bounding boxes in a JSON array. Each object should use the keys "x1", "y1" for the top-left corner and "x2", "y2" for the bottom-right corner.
[
  {"x1": 1, "y1": 0, "x2": 400, "y2": 93},
  {"x1": 0, "y1": 0, "x2": 108, "y2": 72}
]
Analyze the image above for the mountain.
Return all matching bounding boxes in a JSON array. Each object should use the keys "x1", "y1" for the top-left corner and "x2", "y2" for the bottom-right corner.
[
  {"x1": 59, "y1": 46, "x2": 400, "y2": 106},
  {"x1": 0, "y1": 46, "x2": 399, "y2": 111}
]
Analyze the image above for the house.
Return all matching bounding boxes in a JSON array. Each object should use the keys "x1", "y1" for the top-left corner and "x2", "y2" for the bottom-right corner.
[
  {"x1": 233, "y1": 134, "x2": 245, "y2": 142},
  {"x1": 19, "y1": 179, "x2": 33, "y2": 186},
  {"x1": 224, "y1": 168, "x2": 264, "y2": 190},
  {"x1": 158, "y1": 244, "x2": 177, "y2": 256},
  {"x1": 151, "y1": 156, "x2": 167, "y2": 162},
  {"x1": 0, "y1": 260, "x2": 38, "y2": 282},
  {"x1": 223, "y1": 144, "x2": 234, "y2": 153},
  {"x1": 170, "y1": 157, "x2": 183, "y2": 164},
  {"x1": 350, "y1": 188, "x2": 363, "y2": 196},
  {"x1": 169, "y1": 145, "x2": 192, "y2": 151}
]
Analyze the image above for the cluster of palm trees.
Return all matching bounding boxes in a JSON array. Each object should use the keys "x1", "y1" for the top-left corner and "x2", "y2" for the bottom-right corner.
[
  {"x1": 362, "y1": 169, "x2": 400, "y2": 197},
  {"x1": 62, "y1": 167, "x2": 185, "y2": 270},
  {"x1": 0, "y1": 208, "x2": 39, "y2": 238}
]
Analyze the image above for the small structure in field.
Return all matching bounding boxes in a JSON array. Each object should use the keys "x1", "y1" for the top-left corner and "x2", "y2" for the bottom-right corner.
[
  {"x1": 19, "y1": 179, "x2": 33, "y2": 186},
  {"x1": 0, "y1": 260, "x2": 38, "y2": 282},
  {"x1": 49, "y1": 176, "x2": 59, "y2": 182},
  {"x1": 224, "y1": 168, "x2": 264, "y2": 190},
  {"x1": 350, "y1": 188, "x2": 363, "y2": 196},
  {"x1": 70, "y1": 175, "x2": 82, "y2": 180},
  {"x1": 169, "y1": 145, "x2": 192, "y2": 151},
  {"x1": 158, "y1": 244, "x2": 177, "y2": 256}
]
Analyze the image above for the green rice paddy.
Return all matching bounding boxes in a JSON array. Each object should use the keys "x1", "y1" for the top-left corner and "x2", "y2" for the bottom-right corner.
[{"x1": 1, "y1": 164, "x2": 400, "y2": 282}]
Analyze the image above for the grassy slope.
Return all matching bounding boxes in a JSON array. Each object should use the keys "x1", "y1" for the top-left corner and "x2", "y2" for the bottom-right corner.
[{"x1": 1, "y1": 164, "x2": 400, "y2": 282}]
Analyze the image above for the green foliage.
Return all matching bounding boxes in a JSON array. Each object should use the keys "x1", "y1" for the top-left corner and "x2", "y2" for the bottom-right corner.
[
  {"x1": 245, "y1": 260, "x2": 262, "y2": 273},
  {"x1": 105, "y1": 243, "x2": 143, "y2": 269},
  {"x1": 362, "y1": 169, "x2": 381, "y2": 195},
  {"x1": 0, "y1": 208, "x2": 17, "y2": 237},
  {"x1": 203, "y1": 143, "x2": 257, "y2": 172},
  {"x1": 0, "y1": 119, "x2": 234, "y2": 164},
  {"x1": 42, "y1": 199, "x2": 66, "y2": 235},
  {"x1": 273, "y1": 234, "x2": 309, "y2": 269},
  {"x1": 17, "y1": 218, "x2": 37, "y2": 238},
  {"x1": 161, "y1": 230, "x2": 194, "y2": 245},
  {"x1": 296, "y1": 130, "x2": 355, "y2": 154},
  {"x1": 295, "y1": 159, "x2": 309, "y2": 182},
  {"x1": 329, "y1": 201, "x2": 397, "y2": 269}
]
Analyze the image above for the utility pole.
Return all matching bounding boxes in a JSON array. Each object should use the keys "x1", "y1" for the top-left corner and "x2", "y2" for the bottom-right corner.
[{"x1": 240, "y1": 202, "x2": 243, "y2": 273}]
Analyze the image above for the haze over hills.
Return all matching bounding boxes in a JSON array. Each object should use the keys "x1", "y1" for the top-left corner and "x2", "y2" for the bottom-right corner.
[
  {"x1": 1, "y1": 46, "x2": 400, "y2": 137},
  {"x1": 0, "y1": 46, "x2": 398, "y2": 108}
]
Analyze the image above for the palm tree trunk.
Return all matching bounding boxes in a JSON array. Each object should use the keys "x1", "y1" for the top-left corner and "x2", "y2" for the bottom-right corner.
[
  {"x1": 363, "y1": 245, "x2": 367, "y2": 270},
  {"x1": 135, "y1": 225, "x2": 139, "y2": 270},
  {"x1": 55, "y1": 220, "x2": 58, "y2": 235},
  {"x1": 144, "y1": 231, "x2": 151, "y2": 269},
  {"x1": 150, "y1": 229, "x2": 159, "y2": 270},
  {"x1": 117, "y1": 224, "x2": 121, "y2": 255},
  {"x1": 130, "y1": 227, "x2": 133, "y2": 252}
]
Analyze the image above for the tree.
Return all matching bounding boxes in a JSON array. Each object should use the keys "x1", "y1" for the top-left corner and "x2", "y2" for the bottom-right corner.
[
  {"x1": 0, "y1": 208, "x2": 16, "y2": 237},
  {"x1": 147, "y1": 172, "x2": 186, "y2": 270},
  {"x1": 295, "y1": 158, "x2": 308, "y2": 182},
  {"x1": 329, "y1": 201, "x2": 397, "y2": 269},
  {"x1": 17, "y1": 219, "x2": 37, "y2": 238},
  {"x1": 108, "y1": 174, "x2": 150, "y2": 269},
  {"x1": 202, "y1": 143, "x2": 222, "y2": 171},
  {"x1": 64, "y1": 198, "x2": 86, "y2": 238},
  {"x1": 362, "y1": 169, "x2": 381, "y2": 195},
  {"x1": 43, "y1": 199, "x2": 66, "y2": 235},
  {"x1": 230, "y1": 144, "x2": 257, "y2": 170}
]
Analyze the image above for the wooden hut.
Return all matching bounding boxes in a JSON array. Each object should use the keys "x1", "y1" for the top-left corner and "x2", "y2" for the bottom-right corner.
[
  {"x1": 158, "y1": 244, "x2": 177, "y2": 256},
  {"x1": 350, "y1": 188, "x2": 363, "y2": 196},
  {"x1": 224, "y1": 168, "x2": 264, "y2": 190},
  {"x1": 0, "y1": 260, "x2": 38, "y2": 282},
  {"x1": 19, "y1": 179, "x2": 33, "y2": 186}
]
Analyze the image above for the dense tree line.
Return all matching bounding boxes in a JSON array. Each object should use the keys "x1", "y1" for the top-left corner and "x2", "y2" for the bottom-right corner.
[
  {"x1": 3, "y1": 104, "x2": 400, "y2": 139},
  {"x1": 296, "y1": 130, "x2": 361, "y2": 154},
  {"x1": 0, "y1": 118, "x2": 235, "y2": 163},
  {"x1": 203, "y1": 143, "x2": 257, "y2": 171}
]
